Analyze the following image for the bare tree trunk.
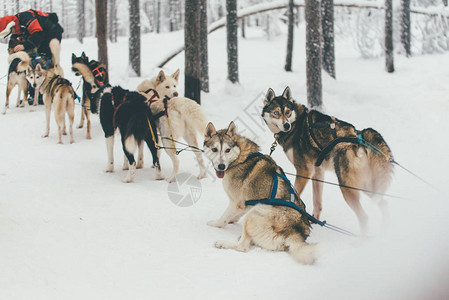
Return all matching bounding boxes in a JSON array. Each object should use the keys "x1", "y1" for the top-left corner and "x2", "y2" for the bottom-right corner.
[
  {"x1": 96, "y1": 0, "x2": 109, "y2": 74},
  {"x1": 49, "y1": 0, "x2": 52, "y2": 11},
  {"x1": 156, "y1": 0, "x2": 161, "y2": 33},
  {"x1": 385, "y1": 0, "x2": 395, "y2": 72},
  {"x1": 321, "y1": 0, "x2": 336, "y2": 78},
  {"x1": 200, "y1": 0, "x2": 209, "y2": 92},
  {"x1": 15, "y1": 0, "x2": 19, "y2": 14},
  {"x1": 77, "y1": 0, "x2": 85, "y2": 44},
  {"x1": 305, "y1": 0, "x2": 322, "y2": 108},
  {"x1": 443, "y1": 0, "x2": 447, "y2": 6},
  {"x1": 285, "y1": 0, "x2": 294, "y2": 72},
  {"x1": 129, "y1": 0, "x2": 141, "y2": 76},
  {"x1": 400, "y1": 0, "x2": 411, "y2": 57},
  {"x1": 169, "y1": 0, "x2": 179, "y2": 31},
  {"x1": 226, "y1": 0, "x2": 239, "y2": 84},
  {"x1": 108, "y1": 0, "x2": 117, "y2": 42},
  {"x1": 241, "y1": 18, "x2": 246, "y2": 38},
  {"x1": 185, "y1": 0, "x2": 201, "y2": 103}
]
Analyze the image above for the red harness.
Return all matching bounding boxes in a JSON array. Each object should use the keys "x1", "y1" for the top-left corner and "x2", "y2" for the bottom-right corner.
[
  {"x1": 111, "y1": 93, "x2": 127, "y2": 128},
  {"x1": 92, "y1": 65, "x2": 107, "y2": 87}
]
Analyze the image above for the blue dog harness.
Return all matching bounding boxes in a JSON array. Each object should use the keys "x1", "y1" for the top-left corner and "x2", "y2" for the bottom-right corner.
[{"x1": 244, "y1": 152, "x2": 356, "y2": 236}]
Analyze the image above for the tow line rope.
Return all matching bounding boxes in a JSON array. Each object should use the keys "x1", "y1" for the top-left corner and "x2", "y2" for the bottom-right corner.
[{"x1": 270, "y1": 130, "x2": 438, "y2": 194}]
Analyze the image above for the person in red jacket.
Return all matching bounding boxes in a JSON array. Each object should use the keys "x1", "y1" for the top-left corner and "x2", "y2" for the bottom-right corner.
[{"x1": 0, "y1": 10, "x2": 64, "y2": 68}]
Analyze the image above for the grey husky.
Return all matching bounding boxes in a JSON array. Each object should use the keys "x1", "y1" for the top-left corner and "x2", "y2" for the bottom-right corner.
[
  {"x1": 262, "y1": 87, "x2": 393, "y2": 234},
  {"x1": 204, "y1": 121, "x2": 316, "y2": 264}
]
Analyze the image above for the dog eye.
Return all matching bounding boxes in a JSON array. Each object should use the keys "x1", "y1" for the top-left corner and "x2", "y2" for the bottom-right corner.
[
  {"x1": 211, "y1": 148, "x2": 218, "y2": 153},
  {"x1": 274, "y1": 111, "x2": 280, "y2": 116},
  {"x1": 225, "y1": 148, "x2": 231, "y2": 153},
  {"x1": 166, "y1": 86, "x2": 169, "y2": 89}
]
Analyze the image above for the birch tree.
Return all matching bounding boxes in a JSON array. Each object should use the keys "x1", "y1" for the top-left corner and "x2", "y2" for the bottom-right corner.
[{"x1": 385, "y1": 0, "x2": 395, "y2": 72}]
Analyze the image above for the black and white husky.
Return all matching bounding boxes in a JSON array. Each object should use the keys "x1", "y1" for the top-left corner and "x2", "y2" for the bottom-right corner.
[{"x1": 90, "y1": 86, "x2": 162, "y2": 182}]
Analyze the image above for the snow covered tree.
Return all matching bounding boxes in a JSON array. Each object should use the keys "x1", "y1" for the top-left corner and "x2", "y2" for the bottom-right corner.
[
  {"x1": 321, "y1": 0, "x2": 336, "y2": 78},
  {"x1": 129, "y1": 0, "x2": 141, "y2": 76},
  {"x1": 385, "y1": 0, "x2": 395, "y2": 72},
  {"x1": 96, "y1": 0, "x2": 108, "y2": 73},
  {"x1": 305, "y1": 0, "x2": 322, "y2": 108},
  {"x1": 77, "y1": 0, "x2": 85, "y2": 44},
  {"x1": 200, "y1": 0, "x2": 209, "y2": 92},
  {"x1": 185, "y1": 0, "x2": 201, "y2": 103},
  {"x1": 400, "y1": 0, "x2": 411, "y2": 56},
  {"x1": 285, "y1": 0, "x2": 294, "y2": 72},
  {"x1": 226, "y1": 0, "x2": 239, "y2": 84}
]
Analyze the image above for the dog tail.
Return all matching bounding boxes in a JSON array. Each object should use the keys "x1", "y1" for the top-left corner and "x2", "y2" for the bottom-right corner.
[
  {"x1": 8, "y1": 51, "x2": 30, "y2": 72},
  {"x1": 124, "y1": 135, "x2": 138, "y2": 154},
  {"x1": 286, "y1": 235, "x2": 317, "y2": 265},
  {"x1": 361, "y1": 128, "x2": 394, "y2": 193}
]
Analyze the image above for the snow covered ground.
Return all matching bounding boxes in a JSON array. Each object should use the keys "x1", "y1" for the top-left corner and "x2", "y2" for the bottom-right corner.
[{"x1": 1, "y1": 24, "x2": 449, "y2": 300}]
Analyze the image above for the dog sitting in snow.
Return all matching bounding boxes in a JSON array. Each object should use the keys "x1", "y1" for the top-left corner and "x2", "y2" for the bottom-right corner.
[{"x1": 137, "y1": 69, "x2": 207, "y2": 182}]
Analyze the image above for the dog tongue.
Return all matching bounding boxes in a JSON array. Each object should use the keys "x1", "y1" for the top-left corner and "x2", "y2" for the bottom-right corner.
[{"x1": 216, "y1": 171, "x2": 225, "y2": 179}]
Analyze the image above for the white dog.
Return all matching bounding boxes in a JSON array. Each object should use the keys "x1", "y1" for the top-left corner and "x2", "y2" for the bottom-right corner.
[{"x1": 137, "y1": 69, "x2": 207, "y2": 182}]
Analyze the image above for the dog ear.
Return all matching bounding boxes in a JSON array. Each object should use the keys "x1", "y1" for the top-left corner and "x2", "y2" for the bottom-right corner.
[
  {"x1": 81, "y1": 51, "x2": 86, "y2": 59},
  {"x1": 226, "y1": 121, "x2": 237, "y2": 137},
  {"x1": 156, "y1": 70, "x2": 166, "y2": 85},
  {"x1": 205, "y1": 122, "x2": 216, "y2": 140},
  {"x1": 71, "y1": 53, "x2": 76, "y2": 64},
  {"x1": 26, "y1": 65, "x2": 32, "y2": 73},
  {"x1": 282, "y1": 86, "x2": 293, "y2": 102},
  {"x1": 36, "y1": 63, "x2": 42, "y2": 71},
  {"x1": 171, "y1": 69, "x2": 180, "y2": 82},
  {"x1": 264, "y1": 88, "x2": 276, "y2": 106}
]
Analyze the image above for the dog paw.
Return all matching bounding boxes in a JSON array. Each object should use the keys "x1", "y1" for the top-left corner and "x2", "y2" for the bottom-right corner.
[
  {"x1": 197, "y1": 173, "x2": 207, "y2": 180},
  {"x1": 70, "y1": 139, "x2": 75, "y2": 144},
  {"x1": 214, "y1": 241, "x2": 225, "y2": 249},
  {"x1": 86, "y1": 134, "x2": 92, "y2": 140},
  {"x1": 105, "y1": 165, "x2": 114, "y2": 173},
  {"x1": 122, "y1": 177, "x2": 134, "y2": 183},
  {"x1": 122, "y1": 165, "x2": 129, "y2": 171},
  {"x1": 207, "y1": 220, "x2": 225, "y2": 228},
  {"x1": 136, "y1": 161, "x2": 144, "y2": 169},
  {"x1": 167, "y1": 176, "x2": 177, "y2": 183},
  {"x1": 155, "y1": 173, "x2": 165, "y2": 180},
  {"x1": 77, "y1": 125, "x2": 83, "y2": 129},
  {"x1": 41, "y1": 133, "x2": 49, "y2": 138}
]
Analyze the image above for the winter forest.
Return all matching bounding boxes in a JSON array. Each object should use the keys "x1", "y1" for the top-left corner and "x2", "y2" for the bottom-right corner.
[{"x1": 1, "y1": 0, "x2": 449, "y2": 299}]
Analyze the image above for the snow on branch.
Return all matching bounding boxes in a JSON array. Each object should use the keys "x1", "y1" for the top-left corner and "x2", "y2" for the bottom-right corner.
[{"x1": 157, "y1": 0, "x2": 449, "y2": 68}]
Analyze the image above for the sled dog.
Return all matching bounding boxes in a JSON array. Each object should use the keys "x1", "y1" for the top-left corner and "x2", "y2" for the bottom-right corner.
[
  {"x1": 86, "y1": 84, "x2": 162, "y2": 183},
  {"x1": 204, "y1": 121, "x2": 316, "y2": 264},
  {"x1": 262, "y1": 87, "x2": 393, "y2": 234},
  {"x1": 137, "y1": 69, "x2": 207, "y2": 182},
  {"x1": 71, "y1": 52, "x2": 108, "y2": 139},
  {"x1": 2, "y1": 51, "x2": 30, "y2": 114},
  {"x1": 39, "y1": 64, "x2": 75, "y2": 144}
]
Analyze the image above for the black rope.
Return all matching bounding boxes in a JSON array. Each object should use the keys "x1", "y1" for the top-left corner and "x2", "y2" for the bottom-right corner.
[
  {"x1": 391, "y1": 160, "x2": 440, "y2": 192},
  {"x1": 159, "y1": 137, "x2": 204, "y2": 154},
  {"x1": 283, "y1": 171, "x2": 408, "y2": 200}
]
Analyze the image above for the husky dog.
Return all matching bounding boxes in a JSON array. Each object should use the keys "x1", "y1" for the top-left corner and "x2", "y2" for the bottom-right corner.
[
  {"x1": 38, "y1": 64, "x2": 75, "y2": 144},
  {"x1": 137, "y1": 69, "x2": 207, "y2": 182},
  {"x1": 137, "y1": 69, "x2": 180, "y2": 99},
  {"x1": 2, "y1": 51, "x2": 30, "y2": 114},
  {"x1": 71, "y1": 52, "x2": 108, "y2": 139},
  {"x1": 87, "y1": 85, "x2": 162, "y2": 182},
  {"x1": 204, "y1": 121, "x2": 316, "y2": 264},
  {"x1": 262, "y1": 87, "x2": 393, "y2": 234}
]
